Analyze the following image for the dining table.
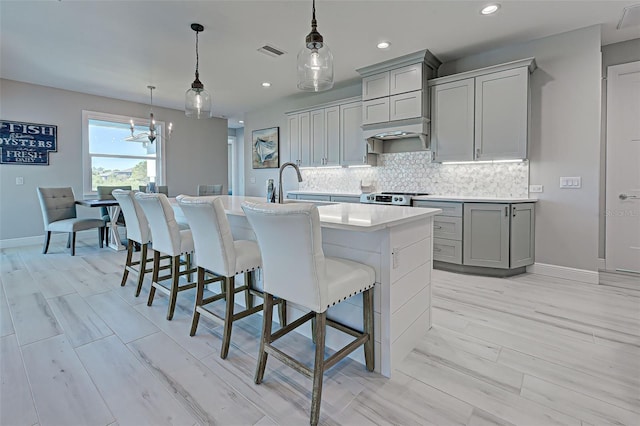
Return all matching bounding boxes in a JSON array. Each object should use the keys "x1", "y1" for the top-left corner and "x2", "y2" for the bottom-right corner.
[{"x1": 76, "y1": 199, "x2": 125, "y2": 251}]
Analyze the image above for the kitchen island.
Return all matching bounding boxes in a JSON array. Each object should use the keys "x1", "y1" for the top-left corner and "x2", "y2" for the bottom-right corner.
[{"x1": 176, "y1": 196, "x2": 440, "y2": 377}]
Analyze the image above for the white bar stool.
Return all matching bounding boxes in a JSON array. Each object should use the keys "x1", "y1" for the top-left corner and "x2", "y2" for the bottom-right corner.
[
  {"x1": 135, "y1": 192, "x2": 196, "y2": 320},
  {"x1": 177, "y1": 195, "x2": 286, "y2": 359},
  {"x1": 242, "y1": 201, "x2": 375, "y2": 426}
]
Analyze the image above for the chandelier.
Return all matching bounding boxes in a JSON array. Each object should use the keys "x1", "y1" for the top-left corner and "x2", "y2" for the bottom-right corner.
[
  {"x1": 185, "y1": 23, "x2": 212, "y2": 119},
  {"x1": 297, "y1": 0, "x2": 334, "y2": 92},
  {"x1": 127, "y1": 85, "x2": 172, "y2": 147}
]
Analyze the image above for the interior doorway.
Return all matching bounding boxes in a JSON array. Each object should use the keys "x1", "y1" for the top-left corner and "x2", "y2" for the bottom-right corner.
[{"x1": 604, "y1": 61, "x2": 640, "y2": 277}]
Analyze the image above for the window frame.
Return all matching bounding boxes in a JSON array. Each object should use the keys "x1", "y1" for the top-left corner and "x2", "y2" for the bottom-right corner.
[{"x1": 82, "y1": 110, "x2": 166, "y2": 197}]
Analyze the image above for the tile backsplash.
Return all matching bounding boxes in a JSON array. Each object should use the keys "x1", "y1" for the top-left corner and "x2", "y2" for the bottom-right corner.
[{"x1": 298, "y1": 151, "x2": 529, "y2": 198}]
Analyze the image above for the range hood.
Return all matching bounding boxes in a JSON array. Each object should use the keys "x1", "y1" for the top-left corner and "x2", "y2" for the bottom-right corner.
[{"x1": 362, "y1": 117, "x2": 430, "y2": 153}]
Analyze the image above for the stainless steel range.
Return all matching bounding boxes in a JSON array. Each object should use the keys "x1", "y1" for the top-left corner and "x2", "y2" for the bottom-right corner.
[{"x1": 359, "y1": 192, "x2": 428, "y2": 206}]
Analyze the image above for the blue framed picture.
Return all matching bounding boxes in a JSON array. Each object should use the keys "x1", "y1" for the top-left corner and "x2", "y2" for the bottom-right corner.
[
  {"x1": 0, "y1": 120, "x2": 58, "y2": 165},
  {"x1": 252, "y1": 127, "x2": 279, "y2": 169}
]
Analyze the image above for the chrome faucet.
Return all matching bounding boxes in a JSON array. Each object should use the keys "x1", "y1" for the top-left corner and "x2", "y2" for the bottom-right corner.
[{"x1": 278, "y1": 162, "x2": 303, "y2": 203}]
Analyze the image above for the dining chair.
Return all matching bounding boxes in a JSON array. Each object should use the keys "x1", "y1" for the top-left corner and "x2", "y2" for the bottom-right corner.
[
  {"x1": 37, "y1": 187, "x2": 106, "y2": 255},
  {"x1": 242, "y1": 201, "x2": 375, "y2": 426},
  {"x1": 176, "y1": 195, "x2": 286, "y2": 359},
  {"x1": 197, "y1": 184, "x2": 223, "y2": 196},
  {"x1": 112, "y1": 189, "x2": 157, "y2": 296},
  {"x1": 135, "y1": 192, "x2": 195, "y2": 320}
]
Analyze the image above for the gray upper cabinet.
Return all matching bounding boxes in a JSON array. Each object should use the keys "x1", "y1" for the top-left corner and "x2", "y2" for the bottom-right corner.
[
  {"x1": 389, "y1": 64, "x2": 423, "y2": 95},
  {"x1": 340, "y1": 101, "x2": 367, "y2": 166},
  {"x1": 362, "y1": 72, "x2": 390, "y2": 101},
  {"x1": 431, "y1": 78, "x2": 475, "y2": 162},
  {"x1": 429, "y1": 58, "x2": 535, "y2": 162},
  {"x1": 288, "y1": 111, "x2": 310, "y2": 167},
  {"x1": 389, "y1": 90, "x2": 423, "y2": 121},
  {"x1": 475, "y1": 67, "x2": 529, "y2": 160},
  {"x1": 310, "y1": 106, "x2": 340, "y2": 167}
]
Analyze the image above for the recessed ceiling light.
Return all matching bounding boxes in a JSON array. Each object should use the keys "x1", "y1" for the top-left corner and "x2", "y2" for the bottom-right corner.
[
  {"x1": 377, "y1": 41, "x2": 391, "y2": 49},
  {"x1": 262, "y1": 82, "x2": 271, "y2": 87},
  {"x1": 480, "y1": 3, "x2": 500, "y2": 15},
  {"x1": 239, "y1": 120, "x2": 244, "y2": 124}
]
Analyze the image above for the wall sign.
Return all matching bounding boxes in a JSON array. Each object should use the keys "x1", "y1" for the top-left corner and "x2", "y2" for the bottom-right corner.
[{"x1": 0, "y1": 120, "x2": 58, "y2": 165}]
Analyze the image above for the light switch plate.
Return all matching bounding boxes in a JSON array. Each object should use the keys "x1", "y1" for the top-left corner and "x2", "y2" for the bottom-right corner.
[
  {"x1": 560, "y1": 176, "x2": 581, "y2": 188},
  {"x1": 529, "y1": 184, "x2": 543, "y2": 193},
  {"x1": 250, "y1": 177, "x2": 256, "y2": 184},
  {"x1": 15, "y1": 177, "x2": 24, "y2": 185}
]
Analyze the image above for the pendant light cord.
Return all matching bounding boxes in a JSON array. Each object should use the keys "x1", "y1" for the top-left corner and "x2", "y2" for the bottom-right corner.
[{"x1": 195, "y1": 30, "x2": 199, "y2": 74}]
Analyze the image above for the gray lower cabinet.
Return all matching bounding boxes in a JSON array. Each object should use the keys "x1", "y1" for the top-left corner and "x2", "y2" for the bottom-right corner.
[
  {"x1": 414, "y1": 200, "x2": 535, "y2": 274},
  {"x1": 329, "y1": 195, "x2": 360, "y2": 203},
  {"x1": 287, "y1": 194, "x2": 361, "y2": 204}
]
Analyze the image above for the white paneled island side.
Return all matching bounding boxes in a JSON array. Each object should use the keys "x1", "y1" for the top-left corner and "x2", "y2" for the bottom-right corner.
[{"x1": 173, "y1": 196, "x2": 441, "y2": 377}]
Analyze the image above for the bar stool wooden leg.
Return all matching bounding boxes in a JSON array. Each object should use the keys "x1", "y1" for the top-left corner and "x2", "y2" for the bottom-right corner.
[
  {"x1": 67, "y1": 233, "x2": 72, "y2": 249},
  {"x1": 42, "y1": 231, "x2": 51, "y2": 254},
  {"x1": 221, "y1": 276, "x2": 235, "y2": 359},
  {"x1": 244, "y1": 271, "x2": 253, "y2": 309},
  {"x1": 311, "y1": 317, "x2": 317, "y2": 344},
  {"x1": 147, "y1": 250, "x2": 160, "y2": 306},
  {"x1": 278, "y1": 299, "x2": 287, "y2": 327},
  {"x1": 98, "y1": 227, "x2": 104, "y2": 248},
  {"x1": 186, "y1": 253, "x2": 193, "y2": 282},
  {"x1": 310, "y1": 312, "x2": 327, "y2": 426},
  {"x1": 135, "y1": 244, "x2": 148, "y2": 297},
  {"x1": 255, "y1": 293, "x2": 274, "y2": 384},
  {"x1": 190, "y1": 266, "x2": 205, "y2": 336},
  {"x1": 167, "y1": 255, "x2": 180, "y2": 320},
  {"x1": 70, "y1": 232, "x2": 76, "y2": 256},
  {"x1": 121, "y1": 239, "x2": 134, "y2": 287},
  {"x1": 363, "y1": 288, "x2": 375, "y2": 371}
]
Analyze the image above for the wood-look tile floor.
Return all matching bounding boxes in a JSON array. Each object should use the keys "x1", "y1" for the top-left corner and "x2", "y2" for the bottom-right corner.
[{"x1": 1, "y1": 235, "x2": 639, "y2": 425}]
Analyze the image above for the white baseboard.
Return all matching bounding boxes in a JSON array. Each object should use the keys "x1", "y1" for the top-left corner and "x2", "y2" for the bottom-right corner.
[
  {"x1": 526, "y1": 263, "x2": 599, "y2": 284},
  {"x1": 0, "y1": 230, "x2": 96, "y2": 249}
]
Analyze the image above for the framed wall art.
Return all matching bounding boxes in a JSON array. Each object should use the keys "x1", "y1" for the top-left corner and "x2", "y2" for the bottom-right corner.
[
  {"x1": 0, "y1": 120, "x2": 58, "y2": 165},
  {"x1": 252, "y1": 127, "x2": 279, "y2": 169}
]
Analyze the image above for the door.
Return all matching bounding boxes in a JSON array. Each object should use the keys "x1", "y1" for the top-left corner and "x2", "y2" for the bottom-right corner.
[
  {"x1": 510, "y1": 203, "x2": 535, "y2": 268},
  {"x1": 287, "y1": 114, "x2": 300, "y2": 164},
  {"x1": 325, "y1": 106, "x2": 340, "y2": 166},
  {"x1": 475, "y1": 67, "x2": 528, "y2": 160},
  {"x1": 299, "y1": 112, "x2": 311, "y2": 167},
  {"x1": 431, "y1": 79, "x2": 475, "y2": 162},
  {"x1": 605, "y1": 61, "x2": 640, "y2": 274},
  {"x1": 463, "y1": 203, "x2": 510, "y2": 269},
  {"x1": 310, "y1": 109, "x2": 325, "y2": 166},
  {"x1": 389, "y1": 91, "x2": 422, "y2": 121}
]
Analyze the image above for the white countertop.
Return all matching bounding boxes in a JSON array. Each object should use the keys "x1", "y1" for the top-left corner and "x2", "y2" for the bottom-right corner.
[
  {"x1": 413, "y1": 195, "x2": 537, "y2": 203},
  {"x1": 287, "y1": 190, "x2": 362, "y2": 197},
  {"x1": 176, "y1": 195, "x2": 441, "y2": 232}
]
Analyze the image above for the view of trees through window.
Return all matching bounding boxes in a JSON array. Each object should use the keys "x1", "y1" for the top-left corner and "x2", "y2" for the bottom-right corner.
[{"x1": 84, "y1": 114, "x2": 162, "y2": 193}]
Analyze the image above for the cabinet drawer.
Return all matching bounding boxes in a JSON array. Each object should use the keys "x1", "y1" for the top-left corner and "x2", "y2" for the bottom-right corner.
[
  {"x1": 434, "y1": 216, "x2": 462, "y2": 241},
  {"x1": 413, "y1": 201, "x2": 462, "y2": 217},
  {"x1": 362, "y1": 98, "x2": 390, "y2": 125},
  {"x1": 433, "y1": 238, "x2": 462, "y2": 264},
  {"x1": 389, "y1": 91, "x2": 422, "y2": 121},
  {"x1": 297, "y1": 194, "x2": 331, "y2": 201},
  {"x1": 362, "y1": 72, "x2": 390, "y2": 100},
  {"x1": 330, "y1": 196, "x2": 360, "y2": 204}
]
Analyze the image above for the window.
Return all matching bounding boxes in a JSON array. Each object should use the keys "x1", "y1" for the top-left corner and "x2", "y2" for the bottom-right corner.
[{"x1": 82, "y1": 111, "x2": 166, "y2": 196}]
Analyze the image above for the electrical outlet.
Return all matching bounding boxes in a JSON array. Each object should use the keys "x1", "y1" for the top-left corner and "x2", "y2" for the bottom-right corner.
[
  {"x1": 560, "y1": 177, "x2": 581, "y2": 189},
  {"x1": 15, "y1": 177, "x2": 24, "y2": 185},
  {"x1": 250, "y1": 177, "x2": 256, "y2": 184},
  {"x1": 529, "y1": 184, "x2": 543, "y2": 193}
]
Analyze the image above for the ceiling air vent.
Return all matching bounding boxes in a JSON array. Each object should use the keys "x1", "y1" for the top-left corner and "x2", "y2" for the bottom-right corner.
[
  {"x1": 257, "y1": 44, "x2": 286, "y2": 58},
  {"x1": 617, "y1": 4, "x2": 640, "y2": 29}
]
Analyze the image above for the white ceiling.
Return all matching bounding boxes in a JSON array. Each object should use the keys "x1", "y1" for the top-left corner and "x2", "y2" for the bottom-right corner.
[{"x1": 1, "y1": 1, "x2": 638, "y2": 128}]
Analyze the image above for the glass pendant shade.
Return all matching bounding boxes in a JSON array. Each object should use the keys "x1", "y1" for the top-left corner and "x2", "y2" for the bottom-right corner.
[
  {"x1": 185, "y1": 87, "x2": 212, "y2": 119},
  {"x1": 297, "y1": 44, "x2": 334, "y2": 92}
]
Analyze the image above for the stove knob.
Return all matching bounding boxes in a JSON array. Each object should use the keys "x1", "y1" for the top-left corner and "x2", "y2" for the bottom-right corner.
[
  {"x1": 393, "y1": 197, "x2": 398, "y2": 202},
  {"x1": 398, "y1": 196, "x2": 404, "y2": 203}
]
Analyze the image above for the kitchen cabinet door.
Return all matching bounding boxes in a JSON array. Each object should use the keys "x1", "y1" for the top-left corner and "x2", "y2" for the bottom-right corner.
[
  {"x1": 389, "y1": 64, "x2": 422, "y2": 95},
  {"x1": 340, "y1": 102, "x2": 366, "y2": 166},
  {"x1": 389, "y1": 90, "x2": 422, "y2": 121},
  {"x1": 463, "y1": 203, "x2": 510, "y2": 269},
  {"x1": 287, "y1": 112, "x2": 311, "y2": 166},
  {"x1": 510, "y1": 203, "x2": 535, "y2": 268},
  {"x1": 362, "y1": 97, "x2": 390, "y2": 125},
  {"x1": 325, "y1": 106, "x2": 340, "y2": 166},
  {"x1": 310, "y1": 109, "x2": 325, "y2": 166},
  {"x1": 430, "y1": 78, "x2": 475, "y2": 162},
  {"x1": 362, "y1": 72, "x2": 389, "y2": 100},
  {"x1": 475, "y1": 67, "x2": 528, "y2": 160}
]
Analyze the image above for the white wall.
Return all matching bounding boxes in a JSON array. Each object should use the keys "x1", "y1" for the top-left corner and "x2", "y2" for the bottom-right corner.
[
  {"x1": 439, "y1": 26, "x2": 603, "y2": 271},
  {"x1": 0, "y1": 79, "x2": 228, "y2": 242}
]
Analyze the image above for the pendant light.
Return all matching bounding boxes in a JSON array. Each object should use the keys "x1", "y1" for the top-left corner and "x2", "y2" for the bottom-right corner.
[
  {"x1": 297, "y1": 0, "x2": 334, "y2": 92},
  {"x1": 185, "y1": 23, "x2": 212, "y2": 119}
]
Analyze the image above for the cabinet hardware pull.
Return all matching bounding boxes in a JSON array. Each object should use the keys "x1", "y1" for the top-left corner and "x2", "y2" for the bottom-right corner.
[
  {"x1": 619, "y1": 193, "x2": 640, "y2": 200},
  {"x1": 434, "y1": 225, "x2": 442, "y2": 229},
  {"x1": 433, "y1": 247, "x2": 442, "y2": 252},
  {"x1": 476, "y1": 148, "x2": 481, "y2": 159},
  {"x1": 512, "y1": 206, "x2": 517, "y2": 217},
  {"x1": 505, "y1": 206, "x2": 508, "y2": 217},
  {"x1": 363, "y1": 155, "x2": 367, "y2": 164}
]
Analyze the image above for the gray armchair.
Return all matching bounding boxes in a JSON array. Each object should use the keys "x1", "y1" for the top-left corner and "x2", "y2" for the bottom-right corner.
[
  {"x1": 197, "y1": 184, "x2": 223, "y2": 196},
  {"x1": 37, "y1": 187, "x2": 106, "y2": 255}
]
